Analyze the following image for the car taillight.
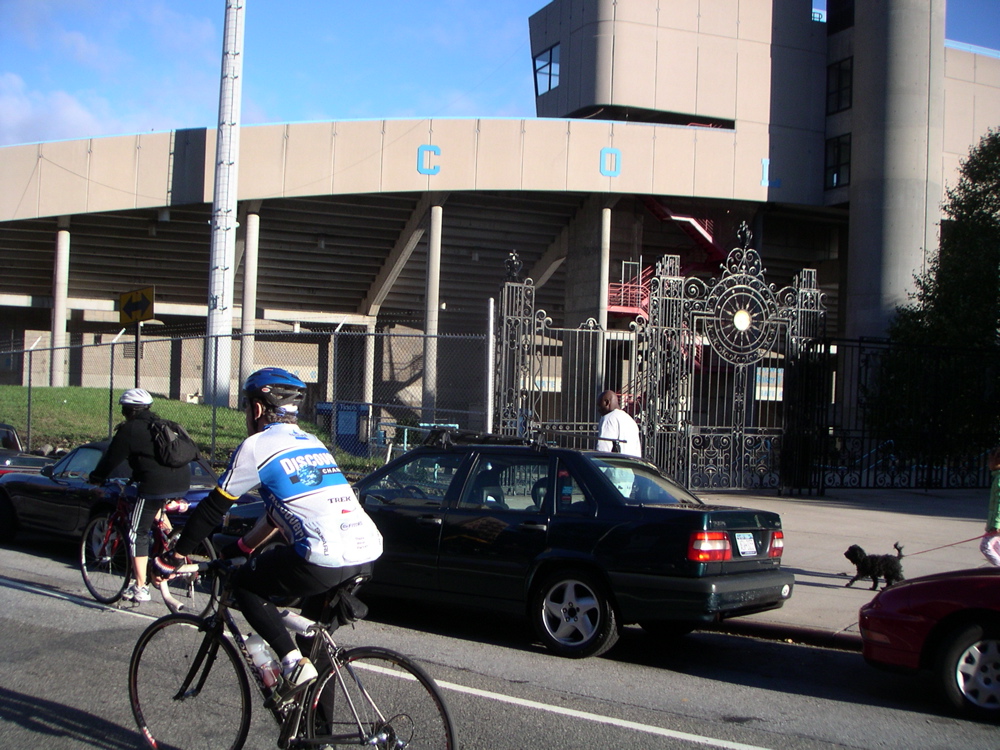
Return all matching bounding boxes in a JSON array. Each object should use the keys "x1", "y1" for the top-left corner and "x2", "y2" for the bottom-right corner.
[
  {"x1": 688, "y1": 531, "x2": 732, "y2": 562},
  {"x1": 768, "y1": 530, "x2": 784, "y2": 558}
]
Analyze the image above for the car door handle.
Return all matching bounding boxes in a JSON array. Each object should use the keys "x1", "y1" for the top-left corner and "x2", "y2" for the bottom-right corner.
[
  {"x1": 417, "y1": 516, "x2": 443, "y2": 526},
  {"x1": 519, "y1": 522, "x2": 547, "y2": 531}
]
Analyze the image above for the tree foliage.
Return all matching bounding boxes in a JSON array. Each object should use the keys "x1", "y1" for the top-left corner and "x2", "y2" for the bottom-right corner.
[
  {"x1": 869, "y1": 129, "x2": 1000, "y2": 465},
  {"x1": 890, "y1": 128, "x2": 1000, "y2": 346}
]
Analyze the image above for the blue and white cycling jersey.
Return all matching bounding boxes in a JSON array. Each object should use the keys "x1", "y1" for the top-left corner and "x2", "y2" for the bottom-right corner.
[{"x1": 219, "y1": 422, "x2": 382, "y2": 568}]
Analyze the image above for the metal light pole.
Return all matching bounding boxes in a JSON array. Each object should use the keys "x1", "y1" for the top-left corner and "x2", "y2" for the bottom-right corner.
[{"x1": 203, "y1": 0, "x2": 246, "y2": 407}]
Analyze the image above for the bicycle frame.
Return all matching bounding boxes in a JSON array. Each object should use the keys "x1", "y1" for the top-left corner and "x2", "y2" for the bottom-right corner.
[
  {"x1": 172, "y1": 560, "x2": 381, "y2": 746},
  {"x1": 132, "y1": 557, "x2": 457, "y2": 749},
  {"x1": 83, "y1": 485, "x2": 207, "y2": 611}
]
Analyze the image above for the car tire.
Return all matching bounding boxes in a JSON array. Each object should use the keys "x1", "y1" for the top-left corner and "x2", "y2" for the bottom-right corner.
[
  {"x1": 530, "y1": 569, "x2": 619, "y2": 658},
  {"x1": 639, "y1": 620, "x2": 696, "y2": 639},
  {"x1": 0, "y1": 491, "x2": 18, "y2": 543},
  {"x1": 936, "y1": 621, "x2": 1000, "y2": 720}
]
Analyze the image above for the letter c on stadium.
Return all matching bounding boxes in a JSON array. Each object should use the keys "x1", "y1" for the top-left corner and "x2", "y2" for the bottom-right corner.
[{"x1": 417, "y1": 144, "x2": 441, "y2": 175}]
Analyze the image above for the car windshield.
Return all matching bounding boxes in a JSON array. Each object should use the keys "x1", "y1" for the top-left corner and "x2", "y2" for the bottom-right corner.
[
  {"x1": 189, "y1": 460, "x2": 217, "y2": 488},
  {"x1": 587, "y1": 455, "x2": 701, "y2": 506},
  {"x1": 54, "y1": 446, "x2": 115, "y2": 479}
]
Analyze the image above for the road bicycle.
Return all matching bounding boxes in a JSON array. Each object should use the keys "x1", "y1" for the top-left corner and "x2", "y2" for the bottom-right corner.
[
  {"x1": 128, "y1": 558, "x2": 458, "y2": 749},
  {"x1": 78, "y1": 481, "x2": 219, "y2": 615}
]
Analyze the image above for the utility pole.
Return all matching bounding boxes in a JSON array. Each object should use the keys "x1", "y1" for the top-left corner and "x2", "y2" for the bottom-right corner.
[{"x1": 203, "y1": 0, "x2": 246, "y2": 406}]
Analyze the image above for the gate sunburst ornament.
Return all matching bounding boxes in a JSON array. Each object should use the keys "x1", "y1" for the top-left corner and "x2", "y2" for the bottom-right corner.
[{"x1": 702, "y1": 222, "x2": 779, "y2": 365}]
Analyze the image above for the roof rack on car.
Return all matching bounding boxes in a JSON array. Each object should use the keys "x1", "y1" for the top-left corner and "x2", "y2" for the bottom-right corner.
[{"x1": 421, "y1": 426, "x2": 548, "y2": 450}]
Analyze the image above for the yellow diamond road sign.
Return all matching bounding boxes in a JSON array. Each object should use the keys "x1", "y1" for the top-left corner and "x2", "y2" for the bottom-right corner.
[{"x1": 120, "y1": 287, "x2": 155, "y2": 325}]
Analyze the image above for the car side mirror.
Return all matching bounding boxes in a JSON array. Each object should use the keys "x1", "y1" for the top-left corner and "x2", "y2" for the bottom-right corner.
[{"x1": 41, "y1": 465, "x2": 53, "y2": 478}]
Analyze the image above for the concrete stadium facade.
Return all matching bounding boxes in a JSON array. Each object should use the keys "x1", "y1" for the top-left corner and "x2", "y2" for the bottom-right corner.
[{"x1": 0, "y1": 0, "x2": 998, "y2": 389}]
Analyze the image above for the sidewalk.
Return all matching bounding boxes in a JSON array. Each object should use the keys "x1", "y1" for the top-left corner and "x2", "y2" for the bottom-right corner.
[{"x1": 697, "y1": 486, "x2": 991, "y2": 650}]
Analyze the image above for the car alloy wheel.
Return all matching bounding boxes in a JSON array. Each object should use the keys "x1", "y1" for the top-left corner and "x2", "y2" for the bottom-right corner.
[
  {"x1": 937, "y1": 622, "x2": 1000, "y2": 718},
  {"x1": 531, "y1": 569, "x2": 619, "y2": 658}
]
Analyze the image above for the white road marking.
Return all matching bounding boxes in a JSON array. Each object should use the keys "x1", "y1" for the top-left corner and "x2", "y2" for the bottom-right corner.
[{"x1": 436, "y1": 679, "x2": 774, "y2": 750}]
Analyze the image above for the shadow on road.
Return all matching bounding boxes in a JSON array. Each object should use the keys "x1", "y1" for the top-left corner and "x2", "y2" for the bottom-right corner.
[{"x1": 0, "y1": 685, "x2": 138, "y2": 749}]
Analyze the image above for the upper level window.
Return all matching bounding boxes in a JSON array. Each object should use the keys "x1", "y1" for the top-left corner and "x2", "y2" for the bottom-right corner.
[
  {"x1": 826, "y1": 0, "x2": 854, "y2": 34},
  {"x1": 826, "y1": 58, "x2": 853, "y2": 115},
  {"x1": 534, "y1": 44, "x2": 560, "y2": 96},
  {"x1": 824, "y1": 134, "x2": 851, "y2": 189}
]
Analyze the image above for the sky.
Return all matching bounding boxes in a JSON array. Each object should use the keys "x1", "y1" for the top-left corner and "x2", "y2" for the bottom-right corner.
[{"x1": 1, "y1": 0, "x2": 999, "y2": 149}]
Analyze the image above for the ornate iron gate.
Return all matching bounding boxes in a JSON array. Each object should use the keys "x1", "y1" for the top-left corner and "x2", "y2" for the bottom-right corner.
[{"x1": 494, "y1": 224, "x2": 826, "y2": 490}]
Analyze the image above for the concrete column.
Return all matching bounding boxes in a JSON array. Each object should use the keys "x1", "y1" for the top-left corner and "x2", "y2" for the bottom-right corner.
[
  {"x1": 51, "y1": 218, "x2": 70, "y2": 387},
  {"x1": 845, "y1": 0, "x2": 945, "y2": 339},
  {"x1": 599, "y1": 206, "x2": 611, "y2": 330},
  {"x1": 238, "y1": 209, "x2": 260, "y2": 388},
  {"x1": 422, "y1": 204, "x2": 443, "y2": 422}
]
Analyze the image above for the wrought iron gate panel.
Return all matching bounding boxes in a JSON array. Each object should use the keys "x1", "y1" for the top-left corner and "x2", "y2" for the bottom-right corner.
[{"x1": 495, "y1": 225, "x2": 826, "y2": 490}]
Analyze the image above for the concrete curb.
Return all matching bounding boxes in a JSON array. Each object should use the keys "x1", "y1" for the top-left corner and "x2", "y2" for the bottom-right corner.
[{"x1": 709, "y1": 620, "x2": 863, "y2": 652}]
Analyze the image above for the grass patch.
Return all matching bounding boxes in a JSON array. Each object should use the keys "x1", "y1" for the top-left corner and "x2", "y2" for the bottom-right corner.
[{"x1": 0, "y1": 385, "x2": 386, "y2": 478}]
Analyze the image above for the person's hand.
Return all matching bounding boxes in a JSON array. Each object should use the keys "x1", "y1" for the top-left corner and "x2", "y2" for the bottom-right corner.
[
  {"x1": 152, "y1": 550, "x2": 185, "y2": 581},
  {"x1": 219, "y1": 536, "x2": 255, "y2": 559}
]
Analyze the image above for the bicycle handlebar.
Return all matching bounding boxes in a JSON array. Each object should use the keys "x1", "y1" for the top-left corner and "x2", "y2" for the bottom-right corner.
[
  {"x1": 172, "y1": 556, "x2": 247, "y2": 576},
  {"x1": 158, "y1": 557, "x2": 247, "y2": 612}
]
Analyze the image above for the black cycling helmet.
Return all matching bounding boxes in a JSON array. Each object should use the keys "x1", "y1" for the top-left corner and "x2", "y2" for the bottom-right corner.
[{"x1": 241, "y1": 367, "x2": 306, "y2": 413}]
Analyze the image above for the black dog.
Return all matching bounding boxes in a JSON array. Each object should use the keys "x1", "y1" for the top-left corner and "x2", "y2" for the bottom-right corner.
[{"x1": 844, "y1": 542, "x2": 904, "y2": 590}]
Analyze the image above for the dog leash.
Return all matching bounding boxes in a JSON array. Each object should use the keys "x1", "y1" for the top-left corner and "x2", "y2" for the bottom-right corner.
[{"x1": 904, "y1": 533, "x2": 988, "y2": 556}]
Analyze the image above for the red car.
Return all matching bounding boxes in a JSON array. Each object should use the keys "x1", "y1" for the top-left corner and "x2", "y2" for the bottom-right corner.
[{"x1": 859, "y1": 567, "x2": 1000, "y2": 720}]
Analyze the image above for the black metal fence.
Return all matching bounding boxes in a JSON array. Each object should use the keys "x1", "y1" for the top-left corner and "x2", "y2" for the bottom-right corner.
[
  {"x1": 783, "y1": 338, "x2": 999, "y2": 491},
  {"x1": 3, "y1": 328, "x2": 996, "y2": 490}
]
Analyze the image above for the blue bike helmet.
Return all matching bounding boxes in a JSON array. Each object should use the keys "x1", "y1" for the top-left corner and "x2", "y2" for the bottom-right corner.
[{"x1": 242, "y1": 367, "x2": 306, "y2": 414}]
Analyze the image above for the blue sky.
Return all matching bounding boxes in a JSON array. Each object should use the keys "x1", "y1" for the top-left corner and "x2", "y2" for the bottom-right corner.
[{"x1": 1, "y1": 0, "x2": 998, "y2": 148}]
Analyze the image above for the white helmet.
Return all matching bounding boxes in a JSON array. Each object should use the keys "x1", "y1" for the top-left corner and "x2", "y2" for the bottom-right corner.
[{"x1": 119, "y1": 388, "x2": 153, "y2": 407}]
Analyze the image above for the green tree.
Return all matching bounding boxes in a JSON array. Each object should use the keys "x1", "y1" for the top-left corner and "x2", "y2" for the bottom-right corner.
[
  {"x1": 890, "y1": 128, "x2": 1000, "y2": 346},
  {"x1": 870, "y1": 128, "x2": 1000, "y2": 467}
]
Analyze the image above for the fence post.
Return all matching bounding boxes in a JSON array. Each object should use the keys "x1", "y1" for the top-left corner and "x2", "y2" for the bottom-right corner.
[{"x1": 26, "y1": 348, "x2": 33, "y2": 452}]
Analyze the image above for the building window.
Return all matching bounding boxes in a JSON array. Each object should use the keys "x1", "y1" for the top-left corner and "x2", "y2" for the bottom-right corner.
[
  {"x1": 826, "y1": 58, "x2": 853, "y2": 114},
  {"x1": 826, "y1": 0, "x2": 854, "y2": 34},
  {"x1": 534, "y1": 44, "x2": 560, "y2": 96},
  {"x1": 824, "y1": 134, "x2": 851, "y2": 189}
]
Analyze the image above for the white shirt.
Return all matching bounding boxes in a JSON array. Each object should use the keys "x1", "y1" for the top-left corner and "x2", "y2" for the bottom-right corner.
[{"x1": 596, "y1": 409, "x2": 642, "y2": 457}]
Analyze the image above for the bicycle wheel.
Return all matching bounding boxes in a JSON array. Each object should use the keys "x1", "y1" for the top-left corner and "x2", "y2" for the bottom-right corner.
[
  {"x1": 305, "y1": 646, "x2": 457, "y2": 749},
  {"x1": 80, "y1": 514, "x2": 131, "y2": 603},
  {"x1": 129, "y1": 614, "x2": 252, "y2": 750},
  {"x1": 162, "y1": 537, "x2": 221, "y2": 616}
]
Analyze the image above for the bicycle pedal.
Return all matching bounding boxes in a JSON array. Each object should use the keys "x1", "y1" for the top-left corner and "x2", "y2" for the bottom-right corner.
[{"x1": 263, "y1": 680, "x2": 311, "y2": 710}]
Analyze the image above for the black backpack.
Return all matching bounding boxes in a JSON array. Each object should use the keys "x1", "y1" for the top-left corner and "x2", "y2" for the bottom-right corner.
[{"x1": 149, "y1": 418, "x2": 200, "y2": 468}]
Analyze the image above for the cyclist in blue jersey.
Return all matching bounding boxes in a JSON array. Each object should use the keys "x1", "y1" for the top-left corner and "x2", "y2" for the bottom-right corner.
[{"x1": 155, "y1": 368, "x2": 383, "y2": 702}]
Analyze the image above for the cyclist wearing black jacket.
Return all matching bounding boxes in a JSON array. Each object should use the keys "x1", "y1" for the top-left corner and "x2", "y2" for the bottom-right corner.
[{"x1": 90, "y1": 388, "x2": 190, "y2": 602}]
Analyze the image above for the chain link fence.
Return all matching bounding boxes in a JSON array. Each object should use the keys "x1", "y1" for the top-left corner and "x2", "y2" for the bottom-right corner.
[{"x1": 0, "y1": 329, "x2": 489, "y2": 469}]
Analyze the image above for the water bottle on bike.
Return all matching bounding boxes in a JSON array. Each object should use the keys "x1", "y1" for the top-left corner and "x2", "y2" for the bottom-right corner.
[{"x1": 244, "y1": 633, "x2": 281, "y2": 688}]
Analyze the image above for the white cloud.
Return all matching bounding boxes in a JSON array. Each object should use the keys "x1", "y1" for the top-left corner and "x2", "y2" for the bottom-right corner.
[{"x1": 0, "y1": 72, "x2": 108, "y2": 146}]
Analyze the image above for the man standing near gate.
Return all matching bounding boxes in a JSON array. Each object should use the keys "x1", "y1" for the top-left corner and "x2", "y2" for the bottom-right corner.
[{"x1": 596, "y1": 390, "x2": 642, "y2": 458}]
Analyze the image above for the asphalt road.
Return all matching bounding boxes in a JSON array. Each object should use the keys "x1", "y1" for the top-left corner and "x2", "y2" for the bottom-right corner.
[{"x1": 1, "y1": 533, "x2": 998, "y2": 750}]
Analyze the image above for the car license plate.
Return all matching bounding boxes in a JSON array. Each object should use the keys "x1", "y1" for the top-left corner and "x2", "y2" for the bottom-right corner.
[{"x1": 735, "y1": 532, "x2": 757, "y2": 556}]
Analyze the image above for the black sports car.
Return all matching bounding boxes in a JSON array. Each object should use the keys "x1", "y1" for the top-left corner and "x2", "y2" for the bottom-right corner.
[{"x1": 0, "y1": 440, "x2": 252, "y2": 543}]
